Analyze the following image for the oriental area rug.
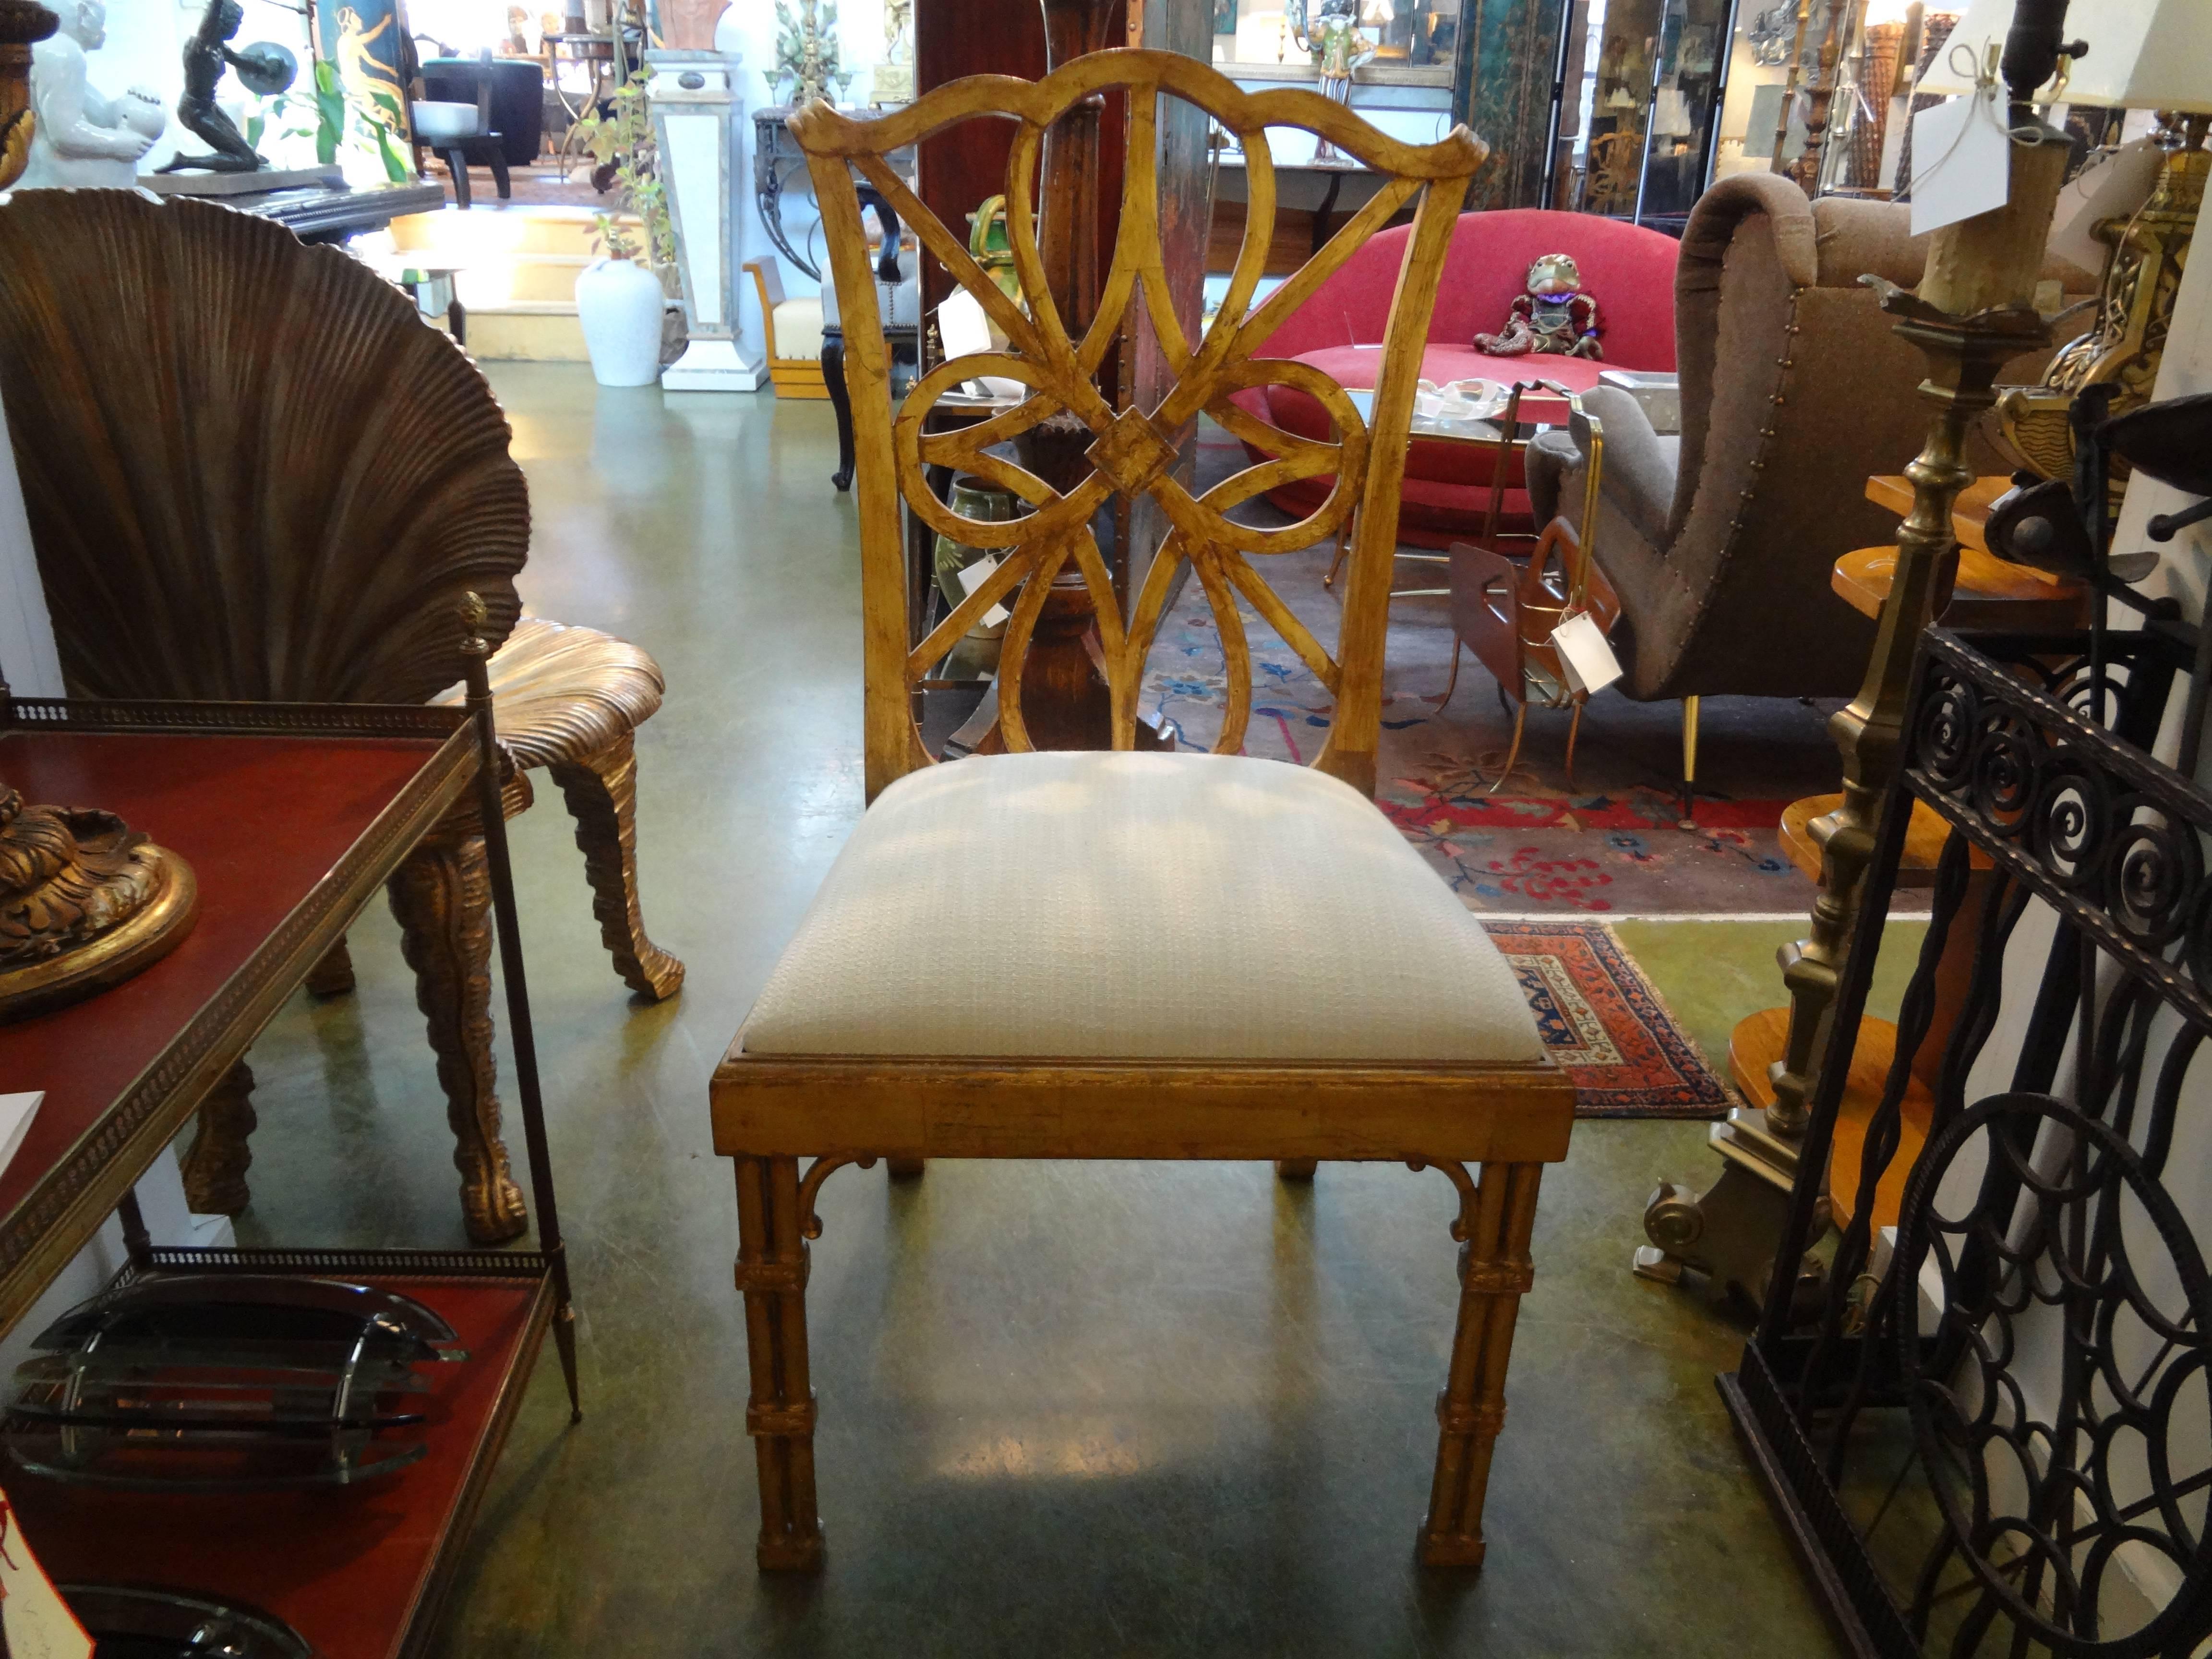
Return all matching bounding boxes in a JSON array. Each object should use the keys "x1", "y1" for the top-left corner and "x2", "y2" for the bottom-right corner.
[
  {"x1": 1482, "y1": 919, "x2": 1731, "y2": 1118},
  {"x1": 1138, "y1": 433, "x2": 1870, "y2": 918}
]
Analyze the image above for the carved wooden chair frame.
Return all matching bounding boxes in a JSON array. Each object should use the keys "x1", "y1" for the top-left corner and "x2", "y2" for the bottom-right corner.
[{"x1": 712, "y1": 49, "x2": 1575, "y2": 1577}]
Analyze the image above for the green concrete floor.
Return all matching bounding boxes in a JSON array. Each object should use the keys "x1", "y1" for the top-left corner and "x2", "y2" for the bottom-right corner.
[{"x1": 231, "y1": 365, "x2": 1861, "y2": 1656}]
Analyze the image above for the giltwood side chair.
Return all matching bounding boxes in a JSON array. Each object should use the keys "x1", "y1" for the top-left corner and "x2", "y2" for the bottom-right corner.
[
  {"x1": 710, "y1": 50, "x2": 1574, "y2": 1575},
  {"x1": 0, "y1": 189, "x2": 685, "y2": 1244}
]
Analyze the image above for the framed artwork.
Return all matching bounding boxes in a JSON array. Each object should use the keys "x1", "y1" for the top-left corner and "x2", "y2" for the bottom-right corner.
[
  {"x1": 1212, "y1": 0, "x2": 1236, "y2": 35},
  {"x1": 314, "y1": 0, "x2": 414, "y2": 148}
]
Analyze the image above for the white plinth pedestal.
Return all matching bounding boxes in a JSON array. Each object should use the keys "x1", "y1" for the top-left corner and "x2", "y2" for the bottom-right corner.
[{"x1": 663, "y1": 337, "x2": 763, "y2": 392}]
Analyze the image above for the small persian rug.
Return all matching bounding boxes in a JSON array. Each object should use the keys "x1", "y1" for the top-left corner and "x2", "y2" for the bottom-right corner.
[{"x1": 1481, "y1": 919, "x2": 1732, "y2": 1119}]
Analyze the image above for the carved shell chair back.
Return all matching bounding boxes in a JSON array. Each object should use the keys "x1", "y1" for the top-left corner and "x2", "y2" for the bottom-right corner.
[
  {"x1": 709, "y1": 52, "x2": 1576, "y2": 1578},
  {"x1": 0, "y1": 189, "x2": 683, "y2": 1245},
  {"x1": 806, "y1": 48, "x2": 1482, "y2": 802}
]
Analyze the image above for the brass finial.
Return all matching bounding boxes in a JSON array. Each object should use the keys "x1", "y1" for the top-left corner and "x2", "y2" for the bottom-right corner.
[{"x1": 459, "y1": 590, "x2": 490, "y2": 658}]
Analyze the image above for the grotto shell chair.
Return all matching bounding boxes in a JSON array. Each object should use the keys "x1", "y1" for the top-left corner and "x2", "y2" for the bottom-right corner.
[
  {"x1": 709, "y1": 52, "x2": 1573, "y2": 1576},
  {"x1": 0, "y1": 189, "x2": 684, "y2": 1243}
]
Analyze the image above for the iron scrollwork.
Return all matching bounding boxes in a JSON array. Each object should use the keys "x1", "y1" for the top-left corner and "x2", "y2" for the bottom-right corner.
[{"x1": 1728, "y1": 625, "x2": 2212, "y2": 1657}]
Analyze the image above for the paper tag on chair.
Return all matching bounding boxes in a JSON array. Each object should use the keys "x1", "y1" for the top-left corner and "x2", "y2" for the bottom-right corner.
[
  {"x1": 1551, "y1": 612, "x2": 1622, "y2": 697},
  {"x1": 0, "y1": 1490, "x2": 94, "y2": 1659},
  {"x1": 956, "y1": 556, "x2": 1010, "y2": 628}
]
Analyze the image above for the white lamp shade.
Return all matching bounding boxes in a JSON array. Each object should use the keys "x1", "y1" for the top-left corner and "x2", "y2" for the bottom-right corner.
[{"x1": 1916, "y1": 0, "x2": 2212, "y2": 111}]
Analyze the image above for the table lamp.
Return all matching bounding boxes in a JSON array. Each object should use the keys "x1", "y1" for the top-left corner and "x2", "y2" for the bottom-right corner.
[
  {"x1": 1918, "y1": 0, "x2": 2212, "y2": 478},
  {"x1": 0, "y1": 0, "x2": 198, "y2": 1024}
]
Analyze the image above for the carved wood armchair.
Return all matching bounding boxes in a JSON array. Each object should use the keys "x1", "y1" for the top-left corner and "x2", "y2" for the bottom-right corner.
[
  {"x1": 709, "y1": 50, "x2": 1574, "y2": 1575},
  {"x1": 0, "y1": 189, "x2": 684, "y2": 1243}
]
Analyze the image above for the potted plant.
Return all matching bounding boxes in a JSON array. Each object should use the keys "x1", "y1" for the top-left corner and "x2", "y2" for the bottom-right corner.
[{"x1": 570, "y1": 73, "x2": 686, "y2": 386}]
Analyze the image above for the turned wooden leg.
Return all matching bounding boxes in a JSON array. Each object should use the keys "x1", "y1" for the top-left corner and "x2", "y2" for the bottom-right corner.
[
  {"x1": 1420, "y1": 1160, "x2": 1542, "y2": 1568},
  {"x1": 548, "y1": 733, "x2": 686, "y2": 1002},
  {"x1": 387, "y1": 832, "x2": 529, "y2": 1244},
  {"x1": 305, "y1": 936, "x2": 357, "y2": 997},
  {"x1": 1274, "y1": 1158, "x2": 1318, "y2": 1180},
  {"x1": 733, "y1": 1154, "x2": 825, "y2": 1571},
  {"x1": 180, "y1": 1060, "x2": 257, "y2": 1215}
]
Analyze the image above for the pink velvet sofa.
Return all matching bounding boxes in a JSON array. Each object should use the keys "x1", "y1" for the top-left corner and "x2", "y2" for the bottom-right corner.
[{"x1": 1230, "y1": 209, "x2": 1681, "y2": 547}]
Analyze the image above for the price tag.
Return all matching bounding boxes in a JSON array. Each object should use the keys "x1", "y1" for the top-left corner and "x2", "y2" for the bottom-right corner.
[
  {"x1": 1551, "y1": 611, "x2": 1622, "y2": 696},
  {"x1": 2046, "y1": 138, "x2": 2163, "y2": 280},
  {"x1": 936, "y1": 289, "x2": 1025, "y2": 401},
  {"x1": 955, "y1": 556, "x2": 1010, "y2": 628},
  {"x1": 0, "y1": 1094, "x2": 41, "y2": 1176},
  {"x1": 0, "y1": 1491, "x2": 94, "y2": 1659},
  {"x1": 1911, "y1": 91, "x2": 2012, "y2": 238}
]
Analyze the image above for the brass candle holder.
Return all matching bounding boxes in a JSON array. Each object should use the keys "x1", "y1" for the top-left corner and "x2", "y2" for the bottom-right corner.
[{"x1": 1636, "y1": 3, "x2": 2077, "y2": 1305}]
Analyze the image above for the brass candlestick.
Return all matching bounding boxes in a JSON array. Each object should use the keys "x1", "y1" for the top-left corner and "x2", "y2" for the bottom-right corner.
[
  {"x1": 1636, "y1": 7, "x2": 2076, "y2": 1304},
  {"x1": 1762, "y1": 286, "x2": 2048, "y2": 1133}
]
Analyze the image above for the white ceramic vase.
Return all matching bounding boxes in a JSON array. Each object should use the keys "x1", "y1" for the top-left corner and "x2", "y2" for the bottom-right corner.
[{"x1": 576, "y1": 257, "x2": 667, "y2": 387}]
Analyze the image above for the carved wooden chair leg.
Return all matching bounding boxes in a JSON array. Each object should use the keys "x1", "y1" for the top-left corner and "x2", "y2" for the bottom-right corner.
[
  {"x1": 305, "y1": 937, "x2": 357, "y2": 997},
  {"x1": 734, "y1": 1154, "x2": 825, "y2": 1570},
  {"x1": 548, "y1": 733, "x2": 686, "y2": 1001},
  {"x1": 180, "y1": 1059, "x2": 258, "y2": 1215},
  {"x1": 1419, "y1": 1159, "x2": 1541, "y2": 1568},
  {"x1": 387, "y1": 830, "x2": 529, "y2": 1243},
  {"x1": 1275, "y1": 1158, "x2": 1318, "y2": 1180}
]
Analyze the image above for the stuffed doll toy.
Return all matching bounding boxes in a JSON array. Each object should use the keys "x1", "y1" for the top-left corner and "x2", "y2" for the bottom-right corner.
[{"x1": 1475, "y1": 252, "x2": 1604, "y2": 360}]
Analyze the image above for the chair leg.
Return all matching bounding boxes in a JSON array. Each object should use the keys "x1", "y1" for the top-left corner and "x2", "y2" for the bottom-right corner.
[
  {"x1": 180, "y1": 1060, "x2": 257, "y2": 1215},
  {"x1": 305, "y1": 937, "x2": 356, "y2": 997},
  {"x1": 885, "y1": 1158, "x2": 925, "y2": 1179},
  {"x1": 1563, "y1": 697, "x2": 1586, "y2": 788},
  {"x1": 387, "y1": 831, "x2": 529, "y2": 1243},
  {"x1": 488, "y1": 149, "x2": 511, "y2": 199},
  {"x1": 734, "y1": 1154, "x2": 826, "y2": 1571},
  {"x1": 1678, "y1": 695, "x2": 1701, "y2": 830},
  {"x1": 1488, "y1": 699, "x2": 1527, "y2": 795},
  {"x1": 1323, "y1": 518, "x2": 1351, "y2": 590},
  {"x1": 548, "y1": 733, "x2": 686, "y2": 1001},
  {"x1": 1275, "y1": 1158, "x2": 1318, "y2": 1180},
  {"x1": 1420, "y1": 1161, "x2": 1543, "y2": 1568},
  {"x1": 442, "y1": 148, "x2": 471, "y2": 209},
  {"x1": 822, "y1": 331, "x2": 855, "y2": 491},
  {"x1": 1439, "y1": 639, "x2": 1464, "y2": 709}
]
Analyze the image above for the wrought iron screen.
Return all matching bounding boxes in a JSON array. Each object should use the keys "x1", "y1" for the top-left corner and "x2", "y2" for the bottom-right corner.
[{"x1": 1728, "y1": 625, "x2": 2212, "y2": 1658}]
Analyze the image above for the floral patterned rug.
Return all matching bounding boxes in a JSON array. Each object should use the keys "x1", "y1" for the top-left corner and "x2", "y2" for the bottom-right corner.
[{"x1": 1482, "y1": 919, "x2": 1731, "y2": 1118}]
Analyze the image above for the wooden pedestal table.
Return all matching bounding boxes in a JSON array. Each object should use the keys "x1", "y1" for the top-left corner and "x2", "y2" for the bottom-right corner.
[{"x1": 1726, "y1": 482, "x2": 2090, "y2": 1237}]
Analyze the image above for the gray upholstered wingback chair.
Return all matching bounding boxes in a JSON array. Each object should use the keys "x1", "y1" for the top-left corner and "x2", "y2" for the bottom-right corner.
[{"x1": 1530, "y1": 172, "x2": 2059, "y2": 816}]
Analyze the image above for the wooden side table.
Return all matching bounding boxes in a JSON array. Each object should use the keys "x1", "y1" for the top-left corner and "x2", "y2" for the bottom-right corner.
[{"x1": 1725, "y1": 473, "x2": 2087, "y2": 1233}]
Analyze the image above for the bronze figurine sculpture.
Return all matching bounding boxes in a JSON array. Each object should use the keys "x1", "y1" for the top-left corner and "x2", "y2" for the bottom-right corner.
[{"x1": 158, "y1": 0, "x2": 296, "y2": 173}]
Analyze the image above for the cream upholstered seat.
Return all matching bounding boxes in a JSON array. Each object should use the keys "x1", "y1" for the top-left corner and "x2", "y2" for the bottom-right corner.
[
  {"x1": 744, "y1": 750, "x2": 1542, "y2": 1062},
  {"x1": 770, "y1": 296, "x2": 825, "y2": 358},
  {"x1": 714, "y1": 54, "x2": 1574, "y2": 1579}
]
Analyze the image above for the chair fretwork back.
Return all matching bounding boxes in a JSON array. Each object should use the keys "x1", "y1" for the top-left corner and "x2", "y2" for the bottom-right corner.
[{"x1": 790, "y1": 51, "x2": 1485, "y2": 801}]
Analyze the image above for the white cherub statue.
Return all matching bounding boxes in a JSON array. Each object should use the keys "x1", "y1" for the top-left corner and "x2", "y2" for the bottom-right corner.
[{"x1": 19, "y1": 0, "x2": 165, "y2": 190}]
